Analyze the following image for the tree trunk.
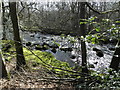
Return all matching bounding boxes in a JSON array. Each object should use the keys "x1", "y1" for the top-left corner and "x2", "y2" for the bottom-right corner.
[
  {"x1": 79, "y1": 2, "x2": 88, "y2": 73},
  {"x1": 9, "y1": 2, "x2": 26, "y2": 70},
  {"x1": 110, "y1": 1, "x2": 120, "y2": 71},
  {"x1": 0, "y1": 53, "x2": 8, "y2": 78},
  {"x1": 70, "y1": 2, "x2": 80, "y2": 36},
  {"x1": 2, "y1": 1, "x2": 7, "y2": 40},
  {"x1": 110, "y1": 41, "x2": 120, "y2": 71},
  {"x1": 0, "y1": 0, "x2": 8, "y2": 79}
]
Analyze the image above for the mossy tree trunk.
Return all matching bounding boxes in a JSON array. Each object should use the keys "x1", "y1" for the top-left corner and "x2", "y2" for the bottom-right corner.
[{"x1": 9, "y1": 2, "x2": 26, "y2": 70}]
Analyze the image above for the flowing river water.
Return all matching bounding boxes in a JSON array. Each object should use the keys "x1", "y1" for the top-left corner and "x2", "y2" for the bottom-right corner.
[{"x1": 20, "y1": 31, "x2": 115, "y2": 73}]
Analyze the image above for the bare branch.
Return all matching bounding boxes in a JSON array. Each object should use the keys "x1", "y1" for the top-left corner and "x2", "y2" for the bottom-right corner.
[
  {"x1": 85, "y1": 2, "x2": 119, "y2": 15},
  {"x1": 85, "y1": 2, "x2": 101, "y2": 14},
  {"x1": 101, "y1": 9, "x2": 119, "y2": 14}
]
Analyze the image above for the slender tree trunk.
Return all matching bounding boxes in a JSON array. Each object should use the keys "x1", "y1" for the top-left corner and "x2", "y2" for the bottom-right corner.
[
  {"x1": 0, "y1": 1, "x2": 8, "y2": 78},
  {"x1": 110, "y1": 2, "x2": 120, "y2": 71},
  {"x1": 0, "y1": 53, "x2": 8, "y2": 78},
  {"x1": 110, "y1": 41, "x2": 120, "y2": 71},
  {"x1": 70, "y1": 2, "x2": 79, "y2": 35},
  {"x1": 9, "y1": 2, "x2": 26, "y2": 70},
  {"x1": 110, "y1": 1, "x2": 120, "y2": 71},
  {"x1": 2, "y1": 1, "x2": 7, "y2": 40},
  {"x1": 79, "y1": 2, "x2": 88, "y2": 73}
]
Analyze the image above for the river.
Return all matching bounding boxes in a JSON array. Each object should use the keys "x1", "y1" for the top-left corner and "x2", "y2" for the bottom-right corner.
[{"x1": 20, "y1": 31, "x2": 115, "y2": 72}]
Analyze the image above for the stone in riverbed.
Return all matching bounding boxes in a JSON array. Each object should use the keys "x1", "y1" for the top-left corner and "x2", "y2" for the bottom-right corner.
[
  {"x1": 49, "y1": 43, "x2": 59, "y2": 48},
  {"x1": 51, "y1": 48, "x2": 57, "y2": 53},
  {"x1": 89, "y1": 64, "x2": 95, "y2": 68},
  {"x1": 26, "y1": 42, "x2": 32, "y2": 46},
  {"x1": 93, "y1": 48, "x2": 104, "y2": 57},
  {"x1": 60, "y1": 47, "x2": 73, "y2": 52},
  {"x1": 109, "y1": 47, "x2": 116, "y2": 51},
  {"x1": 70, "y1": 55, "x2": 76, "y2": 59},
  {"x1": 35, "y1": 44, "x2": 49, "y2": 51},
  {"x1": 35, "y1": 45, "x2": 43, "y2": 50}
]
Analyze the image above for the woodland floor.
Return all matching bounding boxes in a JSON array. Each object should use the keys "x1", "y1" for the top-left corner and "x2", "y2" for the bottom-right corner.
[{"x1": 0, "y1": 60, "x2": 74, "y2": 90}]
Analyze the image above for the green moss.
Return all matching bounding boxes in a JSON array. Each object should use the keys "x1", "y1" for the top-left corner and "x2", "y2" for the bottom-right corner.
[
  {"x1": 23, "y1": 48, "x2": 76, "y2": 78},
  {"x1": 23, "y1": 48, "x2": 71, "y2": 70}
]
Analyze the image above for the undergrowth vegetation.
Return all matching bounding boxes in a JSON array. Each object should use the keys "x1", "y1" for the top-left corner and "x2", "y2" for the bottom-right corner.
[{"x1": 1, "y1": 38, "x2": 120, "y2": 89}]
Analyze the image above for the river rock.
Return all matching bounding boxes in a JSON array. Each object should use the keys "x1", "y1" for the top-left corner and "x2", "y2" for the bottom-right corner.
[
  {"x1": 109, "y1": 47, "x2": 116, "y2": 51},
  {"x1": 35, "y1": 45, "x2": 43, "y2": 50},
  {"x1": 93, "y1": 48, "x2": 104, "y2": 57},
  {"x1": 26, "y1": 42, "x2": 32, "y2": 46},
  {"x1": 89, "y1": 64, "x2": 95, "y2": 68},
  {"x1": 49, "y1": 43, "x2": 59, "y2": 48},
  {"x1": 70, "y1": 55, "x2": 76, "y2": 59},
  {"x1": 51, "y1": 48, "x2": 57, "y2": 53},
  {"x1": 60, "y1": 47, "x2": 73, "y2": 52},
  {"x1": 30, "y1": 34, "x2": 34, "y2": 37}
]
